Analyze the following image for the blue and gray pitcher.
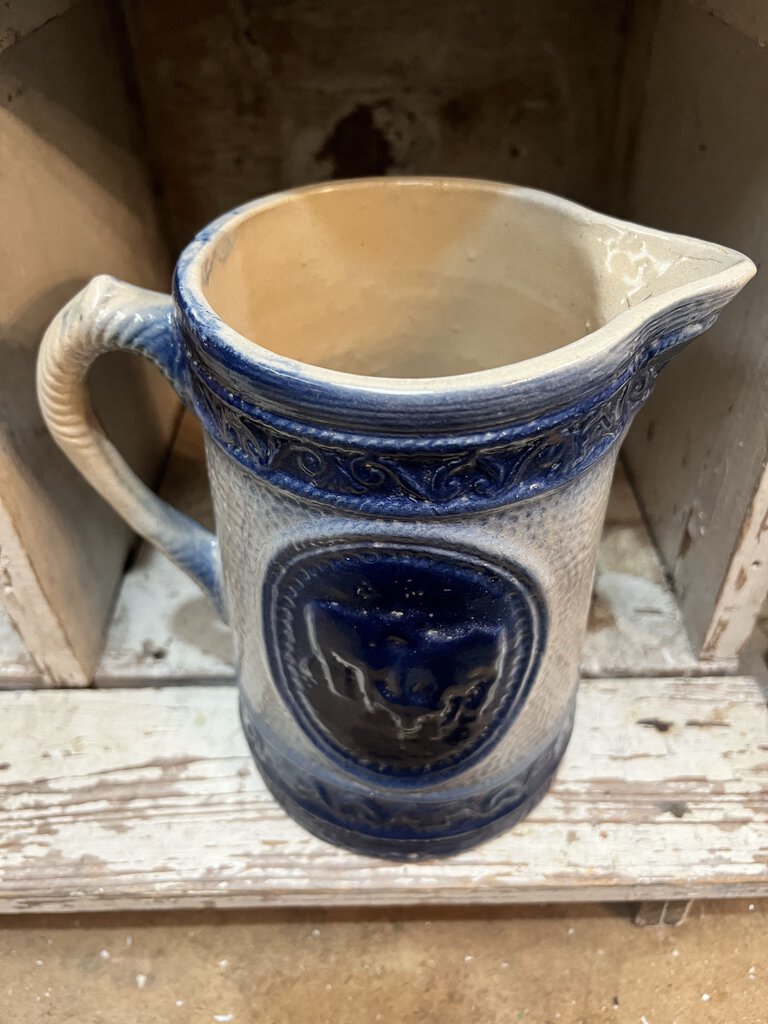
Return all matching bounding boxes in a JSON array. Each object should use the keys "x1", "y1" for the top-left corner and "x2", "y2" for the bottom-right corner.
[{"x1": 38, "y1": 178, "x2": 754, "y2": 858}]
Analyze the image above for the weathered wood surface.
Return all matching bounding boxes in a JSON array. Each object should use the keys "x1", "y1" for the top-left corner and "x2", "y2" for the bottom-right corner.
[
  {"x1": 94, "y1": 413, "x2": 731, "y2": 686},
  {"x1": 123, "y1": 0, "x2": 635, "y2": 248},
  {"x1": 624, "y1": 0, "x2": 768, "y2": 660},
  {"x1": 0, "y1": 605, "x2": 37, "y2": 686},
  {"x1": 0, "y1": 0, "x2": 81, "y2": 53},
  {"x1": 0, "y1": 676, "x2": 766, "y2": 912},
  {"x1": 685, "y1": 0, "x2": 768, "y2": 43},
  {"x1": 0, "y1": 0, "x2": 176, "y2": 684},
  {"x1": 701, "y1": 459, "x2": 768, "y2": 661}
]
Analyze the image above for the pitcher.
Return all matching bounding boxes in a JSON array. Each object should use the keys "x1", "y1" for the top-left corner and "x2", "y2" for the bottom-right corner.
[{"x1": 37, "y1": 178, "x2": 754, "y2": 859}]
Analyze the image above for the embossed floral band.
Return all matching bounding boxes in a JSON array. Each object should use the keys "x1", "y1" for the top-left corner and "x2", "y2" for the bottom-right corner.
[{"x1": 38, "y1": 178, "x2": 754, "y2": 858}]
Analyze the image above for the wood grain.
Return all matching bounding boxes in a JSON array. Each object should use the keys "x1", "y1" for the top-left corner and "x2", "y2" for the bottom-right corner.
[
  {"x1": 0, "y1": 0, "x2": 176, "y2": 683},
  {"x1": 0, "y1": 0, "x2": 80, "y2": 53},
  {"x1": 702, "y1": 459, "x2": 768, "y2": 659},
  {"x1": 0, "y1": 676, "x2": 765, "y2": 912},
  {"x1": 123, "y1": 0, "x2": 635, "y2": 248},
  {"x1": 624, "y1": 0, "x2": 768, "y2": 659}
]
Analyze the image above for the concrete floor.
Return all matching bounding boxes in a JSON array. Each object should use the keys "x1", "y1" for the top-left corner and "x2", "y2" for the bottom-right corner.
[{"x1": 0, "y1": 899, "x2": 766, "y2": 1023}]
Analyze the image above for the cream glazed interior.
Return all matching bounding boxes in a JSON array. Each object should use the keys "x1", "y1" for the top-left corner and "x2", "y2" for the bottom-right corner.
[{"x1": 199, "y1": 177, "x2": 742, "y2": 380}]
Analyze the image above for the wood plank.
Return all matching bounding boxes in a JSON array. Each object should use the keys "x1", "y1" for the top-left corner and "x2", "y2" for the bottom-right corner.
[
  {"x1": 684, "y1": 0, "x2": 768, "y2": 44},
  {"x1": 0, "y1": 604, "x2": 39, "y2": 686},
  {"x1": 123, "y1": 0, "x2": 635, "y2": 249},
  {"x1": 702, "y1": 458, "x2": 768, "y2": 659},
  {"x1": 624, "y1": 0, "x2": 768, "y2": 660},
  {"x1": 741, "y1": 595, "x2": 768, "y2": 684},
  {"x1": 0, "y1": 0, "x2": 176, "y2": 684},
  {"x1": 0, "y1": 676, "x2": 766, "y2": 912},
  {"x1": 94, "y1": 413, "x2": 730, "y2": 686},
  {"x1": 0, "y1": 499, "x2": 71, "y2": 684},
  {"x1": 0, "y1": 0, "x2": 80, "y2": 54}
]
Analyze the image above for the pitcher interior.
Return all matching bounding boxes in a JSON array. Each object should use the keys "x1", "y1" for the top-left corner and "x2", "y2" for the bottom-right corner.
[{"x1": 201, "y1": 180, "x2": 725, "y2": 378}]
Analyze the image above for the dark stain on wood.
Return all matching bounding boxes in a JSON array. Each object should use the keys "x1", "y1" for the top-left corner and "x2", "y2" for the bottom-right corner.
[
  {"x1": 660, "y1": 801, "x2": 690, "y2": 818},
  {"x1": 637, "y1": 717, "x2": 673, "y2": 733},
  {"x1": 316, "y1": 103, "x2": 395, "y2": 177},
  {"x1": 588, "y1": 592, "x2": 616, "y2": 631},
  {"x1": 124, "y1": 0, "x2": 634, "y2": 247},
  {"x1": 439, "y1": 92, "x2": 482, "y2": 129},
  {"x1": 734, "y1": 565, "x2": 748, "y2": 591},
  {"x1": 607, "y1": 752, "x2": 664, "y2": 761},
  {"x1": 677, "y1": 518, "x2": 694, "y2": 561},
  {"x1": 702, "y1": 615, "x2": 729, "y2": 657}
]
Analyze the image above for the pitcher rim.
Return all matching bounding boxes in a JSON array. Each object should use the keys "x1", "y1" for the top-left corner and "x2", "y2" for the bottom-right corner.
[{"x1": 173, "y1": 177, "x2": 754, "y2": 428}]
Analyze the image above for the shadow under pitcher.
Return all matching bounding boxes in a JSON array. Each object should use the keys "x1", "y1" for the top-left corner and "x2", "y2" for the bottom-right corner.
[{"x1": 37, "y1": 178, "x2": 754, "y2": 859}]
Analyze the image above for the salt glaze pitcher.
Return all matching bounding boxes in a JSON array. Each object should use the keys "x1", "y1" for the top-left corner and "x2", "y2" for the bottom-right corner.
[{"x1": 37, "y1": 179, "x2": 754, "y2": 859}]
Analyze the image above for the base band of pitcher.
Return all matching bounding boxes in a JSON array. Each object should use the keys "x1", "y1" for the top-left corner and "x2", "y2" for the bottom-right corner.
[{"x1": 240, "y1": 695, "x2": 574, "y2": 859}]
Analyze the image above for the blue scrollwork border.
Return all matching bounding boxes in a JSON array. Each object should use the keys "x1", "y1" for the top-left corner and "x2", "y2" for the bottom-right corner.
[{"x1": 184, "y1": 316, "x2": 714, "y2": 516}]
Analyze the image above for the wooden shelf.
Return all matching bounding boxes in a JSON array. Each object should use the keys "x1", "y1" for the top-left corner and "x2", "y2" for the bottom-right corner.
[{"x1": 0, "y1": 675, "x2": 766, "y2": 912}]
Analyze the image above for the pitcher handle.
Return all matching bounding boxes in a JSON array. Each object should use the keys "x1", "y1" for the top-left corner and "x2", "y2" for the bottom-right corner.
[{"x1": 37, "y1": 274, "x2": 223, "y2": 615}]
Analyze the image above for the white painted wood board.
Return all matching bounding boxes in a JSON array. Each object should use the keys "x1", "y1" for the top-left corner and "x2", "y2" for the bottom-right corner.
[
  {"x1": 624, "y1": 0, "x2": 768, "y2": 661},
  {"x1": 702, "y1": 459, "x2": 768, "y2": 659},
  {"x1": 0, "y1": 0, "x2": 177, "y2": 684},
  {"x1": 0, "y1": 676, "x2": 765, "y2": 912},
  {"x1": 93, "y1": 413, "x2": 731, "y2": 686}
]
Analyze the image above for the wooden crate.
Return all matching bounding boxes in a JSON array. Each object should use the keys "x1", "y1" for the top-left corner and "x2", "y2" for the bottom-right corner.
[
  {"x1": 0, "y1": 0, "x2": 178, "y2": 684},
  {"x1": 624, "y1": 0, "x2": 768, "y2": 662},
  {"x1": 0, "y1": 0, "x2": 766, "y2": 911}
]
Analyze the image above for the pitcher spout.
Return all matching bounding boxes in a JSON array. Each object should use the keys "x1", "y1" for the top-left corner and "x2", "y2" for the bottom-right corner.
[{"x1": 581, "y1": 213, "x2": 756, "y2": 369}]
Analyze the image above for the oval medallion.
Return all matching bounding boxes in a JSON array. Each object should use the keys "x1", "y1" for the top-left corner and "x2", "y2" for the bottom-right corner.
[{"x1": 264, "y1": 540, "x2": 546, "y2": 780}]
